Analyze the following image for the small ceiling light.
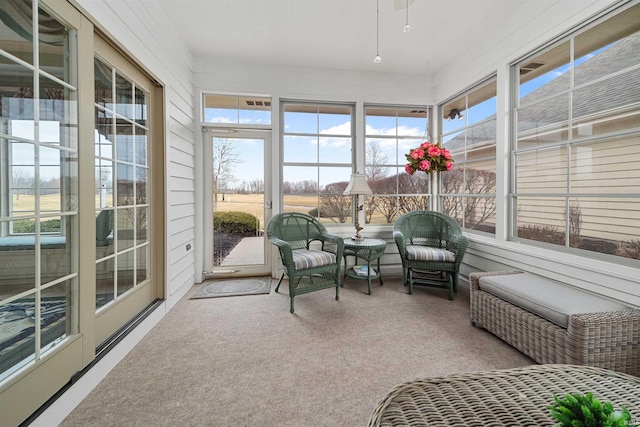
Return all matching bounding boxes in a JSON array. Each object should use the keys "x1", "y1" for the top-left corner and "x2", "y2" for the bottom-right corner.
[
  {"x1": 374, "y1": 0, "x2": 382, "y2": 63},
  {"x1": 403, "y1": 0, "x2": 411, "y2": 32},
  {"x1": 446, "y1": 109, "x2": 464, "y2": 121}
]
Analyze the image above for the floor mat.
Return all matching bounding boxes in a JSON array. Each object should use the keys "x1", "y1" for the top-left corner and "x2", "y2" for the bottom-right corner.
[{"x1": 190, "y1": 276, "x2": 272, "y2": 299}]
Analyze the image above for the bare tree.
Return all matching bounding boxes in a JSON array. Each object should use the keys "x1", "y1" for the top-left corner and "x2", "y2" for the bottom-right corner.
[
  {"x1": 365, "y1": 141, "x2": 389, "y2": 223},
  {"x1": 12, "y1": 168, "x2": 35, "y2": 199},
  {"x1": 213, "y1": 138, "x2": 243, "y2": 206},
  {"x1": 442, "y1": 168, "x2": 497, "y2": 231},
  {"x1": 365, "y1": 141, "x2": 389, "y2": 182},
  {"x1": 369, "y1": 175, "x2": 399, "y2": 223},
  {"x1": 318, "y1": 181, "x2": 350, "y2": 223}
]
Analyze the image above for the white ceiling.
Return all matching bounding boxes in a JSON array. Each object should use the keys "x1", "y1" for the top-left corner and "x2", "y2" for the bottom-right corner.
[{"x1": 155, "y1": 0, "x2": 560, "y2": 76}]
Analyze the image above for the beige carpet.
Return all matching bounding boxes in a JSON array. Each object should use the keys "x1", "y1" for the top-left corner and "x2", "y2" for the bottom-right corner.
[{"x1": 61, "y1": 276, "x2": 534, "y2": 426}]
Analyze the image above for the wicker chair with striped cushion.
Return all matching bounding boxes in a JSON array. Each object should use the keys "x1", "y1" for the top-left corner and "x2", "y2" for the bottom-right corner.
[
  {"x1": 394, "y1": 211, "x2": 468, "y2": 299},
  {"x1": 267, "y1": 212, "x2": 344, "y2": 313}
]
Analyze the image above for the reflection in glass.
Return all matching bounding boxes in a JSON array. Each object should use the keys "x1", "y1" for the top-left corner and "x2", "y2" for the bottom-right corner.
[
  {"x1": 136, "y1": 245, "x2": 149, "y2": 283},
  {"x1": 0, "y1": 294, "x2": 35, "y2": 381},
  {"x1": 40, "y1": 216, "x2": 73, "y2": 286},
  {"x1": 117, "y1": 250, "x2": 134, "y2": 296},
  {"x1": 96, "y1": 257, "x2": 114, "y2": 309},
  {"x1": 96, "y1": 210, "x2": 114, "y2": 258},
  {"x1": 134, "y1": 87, "x2": 147, "y2": 125},
  {"x1": 116, "y1": 163, "x2": 134, "y2": 206},
  {"x1": 95, "y1": 116, "x2": 114, "y2": 159},
  {"x1": 96, "y1": 162, "x2": 114, "y2": 209},
  {"x1": 94, "y1": 58, "x2": 112, "y2": 108},
  {"x1": 135, "y1": 128, "x2": 147, "y2": 165},
  {"x1": 40, "y1": 280, "x2": 73, "y2": 351},
  {"x1": 137, "y1": 207, "x2": 148, "y2": 244},
  {"x1": 39, "y1": 76, "x2": 71, "y2": 126},
  {"x1": 0, "y1": 1, "x2": 34, "y2": 63},
  {"x1": 0, "y1": 222, "x2": 36, "y2": 298},
  {"x1": 136, "y1": 167, "x2": 148, "y2": 204},
  {"x1": 116, "y1": 122, "x2": 134, "y2": 162},
  {"x1": 37, "y1": 5, "x2": 68, "y2": 81},
  {"x1": 115, "y1": 73, "x2": 133, "y2": 119},
  {"x1": 117, "y1": 208, "x2": 135, "y2": 251}
]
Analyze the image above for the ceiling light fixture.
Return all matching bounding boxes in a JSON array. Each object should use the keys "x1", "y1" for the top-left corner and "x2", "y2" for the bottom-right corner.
[
  {"x1": 374, "y1": 0, "x2": 382, "y2": 63},
  {"x1": 446, "y1": 109, "x2": 465, "y2": 121},
  {"x1": 403, "y1": 0, "x2": 411, "y2": 32}
]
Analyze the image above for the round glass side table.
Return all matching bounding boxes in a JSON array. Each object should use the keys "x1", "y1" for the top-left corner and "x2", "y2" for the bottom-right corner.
[{"x1": 342, "y1": 237, "x2": 387, "y2": 295}]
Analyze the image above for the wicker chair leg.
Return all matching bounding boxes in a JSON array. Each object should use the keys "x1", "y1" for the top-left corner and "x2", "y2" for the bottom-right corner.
[
  {"x1": 290, "y1": 296, "x2": 294, "y2": 313},
  {"x1": 447, "y1": 274, "x2": 454, "y2": 300},
  {"x1": 453, "y1": 273, "x2": 459, "y2": 293},
  {"x1": 408, "y1": 269, "x2": 414, "y2": 295},
  {"x1": 275, "y1": 272, "x2": 285, "y2": 293}
]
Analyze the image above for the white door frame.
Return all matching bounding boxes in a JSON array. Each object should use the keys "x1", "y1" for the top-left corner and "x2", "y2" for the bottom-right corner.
[{"x1": 202, "y1": 128, "x2": 272, "y2": 277}]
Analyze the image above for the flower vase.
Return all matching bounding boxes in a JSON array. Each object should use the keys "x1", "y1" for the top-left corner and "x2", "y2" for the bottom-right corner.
[{"x1": 430, "y1": 171, "x2": 439, "y2": 211}]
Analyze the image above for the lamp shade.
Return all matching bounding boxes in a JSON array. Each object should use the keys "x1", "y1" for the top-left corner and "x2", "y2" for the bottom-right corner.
[{"x1": 344, "y1": 173, "x2": 373, "y2": 195}]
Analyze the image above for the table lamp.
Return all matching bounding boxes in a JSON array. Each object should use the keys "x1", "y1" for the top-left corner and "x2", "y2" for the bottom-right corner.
[{"x1": 344, "y1": 173, "x2": 373, "y2": 242}]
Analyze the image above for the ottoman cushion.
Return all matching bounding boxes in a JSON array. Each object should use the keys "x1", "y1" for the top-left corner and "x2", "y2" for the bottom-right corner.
[{"x1": 478, "y1": 272, "x2": 630, "y2": 328}]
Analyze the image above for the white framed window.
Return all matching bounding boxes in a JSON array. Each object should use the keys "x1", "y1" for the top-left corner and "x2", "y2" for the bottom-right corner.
[
  {"x1": 364, "y1": 105, "x2": 429, "y2": 224},
  {"x1": 511, "y1": 2, "x2": 640, "y2": 262},
  {"x1": 440, "y1": 77, "x2": 497, "y2": 233},
  {"x1": 281, "y1": 101, "x2": 354, "y2": 224},
  {"x1": 204, "y1": 93, "x2": 271, "y2": 126}
]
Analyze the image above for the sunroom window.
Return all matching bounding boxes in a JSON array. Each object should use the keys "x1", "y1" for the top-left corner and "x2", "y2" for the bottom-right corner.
[
  {"x1": 364, "y1": 106, "x2": 429, "y2": 224},
  {"x1": 281, "y1": 101, "x2": 353, "y2": 224},
  {"x1": 440, "y1": 79, "x2": 497, "y2": 233},
  {"x1": 511, "y1": 2, "x2": 640, "y2": 261}
]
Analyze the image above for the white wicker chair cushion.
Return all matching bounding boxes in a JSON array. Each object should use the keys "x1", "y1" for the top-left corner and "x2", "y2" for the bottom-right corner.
[
  {"x1": 292, "y1": 249, "x2": 337, "y2": 270},
  {"x1": 405, "y1": 245, "x2": 456, "y2": 262}
]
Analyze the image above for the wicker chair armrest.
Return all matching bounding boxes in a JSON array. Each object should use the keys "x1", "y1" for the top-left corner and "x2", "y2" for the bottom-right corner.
[
  {"x1": 269, "y1": 237, "x2": 295, "y2": 268},
  {"x1": 469, "y1": 270, "x2": 523, "y2": 290},
  {"x1": 447, "y1": 234, "x2": 469, "y2": 260},
  {"x1": 393, "y1": 230, "x2": 406, "y2": 253},
  {"x1": 319, "y1": 233, "x2": 344, "y2": 258}
]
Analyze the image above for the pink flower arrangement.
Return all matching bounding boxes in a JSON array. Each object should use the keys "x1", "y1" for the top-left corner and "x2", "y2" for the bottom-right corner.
[{"x1": 404, "y1": 141, "x2": 454, "y2": 175}]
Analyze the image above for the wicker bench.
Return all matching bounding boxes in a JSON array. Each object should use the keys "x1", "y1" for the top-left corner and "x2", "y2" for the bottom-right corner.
[{"x1": 470, "y1": 271, "x2": 640, "y2": 376}]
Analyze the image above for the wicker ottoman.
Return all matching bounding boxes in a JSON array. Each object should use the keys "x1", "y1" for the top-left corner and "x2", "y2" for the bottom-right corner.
[
  {"x1": 469, "y1": 271, "x2": 640, "y2": 376},
  {"x1": 368, "y1": 364, "x2": 640, "y2": 426}
]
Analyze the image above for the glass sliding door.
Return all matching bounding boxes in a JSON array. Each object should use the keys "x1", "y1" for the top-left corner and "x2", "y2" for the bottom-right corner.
[
  {"x1": 93, "y1": 35, "x2": 161, "y2": 346},
  {"x1": 0, "y1": 0, "x2": 78, "y2": 384}
]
